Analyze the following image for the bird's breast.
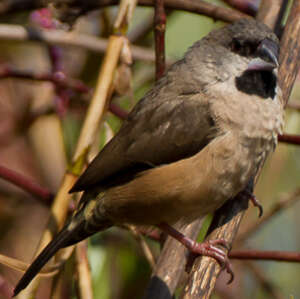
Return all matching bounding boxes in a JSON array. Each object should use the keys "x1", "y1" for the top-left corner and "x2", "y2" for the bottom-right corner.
[
  {"x1": 102, "y1": 87, "x2": 283, "y2": 225},
  {"x1": 102, "y1": 131, "x2": 273, "y2": 225}
]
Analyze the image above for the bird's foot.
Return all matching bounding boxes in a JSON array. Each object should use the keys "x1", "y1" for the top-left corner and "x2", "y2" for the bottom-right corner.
[
  {"x1": 185, "y1": 239, "x2": 234, "y2": 284},
  {"x1": 240, "y1": 188, "x2": 263, "y2": 217},
  {"x1": 158, "y1": 223, "x2": 234, "y2": 284},
  {"x1": 239, "y1": 179, "x2": 263, "y2": 217}
]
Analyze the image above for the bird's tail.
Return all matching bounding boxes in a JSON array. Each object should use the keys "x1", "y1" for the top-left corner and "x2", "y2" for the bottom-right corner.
[{"x1": 13, "y1": 195, "x2": 112, "y2": 296}]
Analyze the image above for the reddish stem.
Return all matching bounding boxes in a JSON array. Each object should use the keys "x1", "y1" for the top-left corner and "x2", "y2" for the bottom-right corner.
[
  {"x1": 109, "y1": 103, "x2": 128, "y2": 120},
  {"x1": 0, "y1": 64, "x2": 129, "y2": 120},
  {"x1": 230, "y1": 250, "x2": 300, "y2": 262},
  {"x1": 222, "y1": 0, "x2": 260, "y2": 16},
  {"x1": 278, "y1": 133, "x2": 300, "y2": 145},
  {"x1": 0, "y1": 274, "x2": 14, "y2": 299},
  {"x1": 0, "y1": 65, "x2": 90, "y2": 94},
  {"x1": 154, "y1": 0, "x2": 166, "y2": 80},
  {"x1": 0, "y1": 165, "x2": 53, "y2": 202}
]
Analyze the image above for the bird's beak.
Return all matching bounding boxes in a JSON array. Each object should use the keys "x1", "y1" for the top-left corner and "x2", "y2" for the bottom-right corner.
[
  {"x1": 247, "y1": 58, "x2": 277, "y2": 71},
  {"x1": 247, "y1": 38, "x2": 279, "y2": 71}
]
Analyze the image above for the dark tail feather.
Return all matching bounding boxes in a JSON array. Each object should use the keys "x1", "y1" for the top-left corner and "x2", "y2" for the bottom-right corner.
[
  {"x1": 13, "y1": 223, "x2": 80, "y2": 297},
  {"x1": 13, "y1": 208, "x2": 112, "y2": 296},
  {"x1": 14, "y1": 192, "x2": 112, "y2": 297}
]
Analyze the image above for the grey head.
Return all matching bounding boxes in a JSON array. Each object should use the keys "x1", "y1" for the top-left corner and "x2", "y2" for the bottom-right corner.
[{"x1": 178, "y1": 18, "x2": 279, "y2": 99}]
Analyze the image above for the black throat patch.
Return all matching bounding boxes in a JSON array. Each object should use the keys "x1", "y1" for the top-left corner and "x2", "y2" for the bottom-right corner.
[{"x1": 235, "y1": 70, "x2": 277, "y2": 99}]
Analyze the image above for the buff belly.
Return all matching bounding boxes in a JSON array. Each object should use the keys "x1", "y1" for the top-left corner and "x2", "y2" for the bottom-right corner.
[{"x1": 100, "y1": 132, "x2": 271, "y2": 225}]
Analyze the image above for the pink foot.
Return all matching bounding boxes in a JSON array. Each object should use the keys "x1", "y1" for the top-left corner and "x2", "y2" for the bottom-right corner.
[{"x1": 158, "y1": 223, "x2": 234, "y2": 283}]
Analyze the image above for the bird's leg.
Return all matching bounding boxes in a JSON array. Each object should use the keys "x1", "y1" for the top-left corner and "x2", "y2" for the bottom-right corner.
[
  {"x1": 157, "y1": 222, "x2": 234, "y2": 283},
  {"x1": 240, "y1": 178, "x2": 263, "y2": 217}
]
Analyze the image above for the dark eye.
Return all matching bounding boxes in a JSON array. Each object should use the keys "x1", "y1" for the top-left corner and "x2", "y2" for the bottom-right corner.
[
  {"x1": 231, "y1": 38, "x2": 257, "y2": 57},
  {"x1": 231, "y1": 38, "x2": 242, "y2": 52}
]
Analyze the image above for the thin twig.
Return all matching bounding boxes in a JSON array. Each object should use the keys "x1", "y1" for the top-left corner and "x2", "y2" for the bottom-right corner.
[
  {"x1": 128, "y1": 225, "x2": 156, "y2": 269},
  {"x1": 0, "y1": 165, "x2": 53, "y2": 202},
  {"x1": 0, "y1": 65, "x2": 90, "y2": 94},
  {"x1": 0, "y1": 64, "x2": 129, "y2": 120},
  {"x1": 0, "y1": 0, "x2": 249, "y2": 23},
  {"x1": 137, "y1": 227, "x2": 162, "y2": 242},
  {"x1": 109, "y1": 103, "x2": 129, "y2": 120},
  {"x1": 75, "y1": 241, "x2": 93, "y2": 299},
  {"x1": 222, "y1": 0, "x2": 260, "y2": 16},
  {"x1": 0, "y1": 274, "x2": 14, "y2": 299},
  {"x1": 0, "y1": 24, "x2": 156, "y2": 62},
  {"x1": 0, "y1": 252, "x2": 62, "y2": 276},
  {"x1": 230, "y1": 250, "x2": 300, "y2": 262},
  {"x1": 100, "y1": 0, "x2": 251, "y2": 23},
  {"x1": 18, "y1": 35, "x2": 125, "y2": 299},
  {"x1": 256, "y1": 0, "x2": 284, "y2": 30},
  {"x1": 278, "y1": 133, "x2": 300, "y2": 145},
  {"x1": 154, "y1": 0, "x2": 166, "y2": 80},
  {"x1": 74, "y1": 2, "x2": 138, "y2": 297}
]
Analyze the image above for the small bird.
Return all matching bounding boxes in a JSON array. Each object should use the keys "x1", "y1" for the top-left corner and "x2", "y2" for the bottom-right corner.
[{"x1": 14, "y1": 18, "x2": 284, "y2": 296}]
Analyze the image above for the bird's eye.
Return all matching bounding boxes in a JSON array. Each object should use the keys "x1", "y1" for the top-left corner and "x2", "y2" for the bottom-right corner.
[
  {"x1": 230, "y1": 38, "x2": 242, "y2": 52},
  {"x1": 230, "y1": 38, "x2": 257, "y2": 57}
]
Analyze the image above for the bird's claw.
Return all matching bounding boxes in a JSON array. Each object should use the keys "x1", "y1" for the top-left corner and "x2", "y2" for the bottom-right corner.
[
  {"x1": 158, "y1": 223, "x2": 234, "y2": 282},
  {"x1": 241, "y1": 189, "x2": 263, "y2": 217},
  {"x1": 185, "y1": 239, "x2": 234, "y2": 284},
  {"x1": 249, "y1": 194, "x2": 263, "y2": 217}
]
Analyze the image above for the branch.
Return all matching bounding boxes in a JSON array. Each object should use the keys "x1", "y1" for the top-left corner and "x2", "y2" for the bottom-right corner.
[
  {"x1": 278, "y1": 133, "x2": 300, "y2": 145},
  {"x1": 0, "y1": 0, "x2": 249, "y2": 23},
  {"x1": 181, "y1": 197, "x2": 249, "y2": 299},
  {"x1": 0, "y1": 64, "x2": 129, "y2": 120},
  {"x1": 0, "y1": 24, "x2": 156, "y2": 62},
  {"x1": 256, "y1": 0, "x2": 285, "y2": 31},
  {"x1": 109, "y1": 103, "x2": 128, "y2": 120},
  {"x1": 0, "y1": 65, "x2": 90, "y2": 94},
  {"x1": 0, "y1": 165, "x2": 53, "y2": 203},
  {"x1": 154, "y1": 0, "x2": 166, "y2": 80},
  {"x1": 0, "y1": 274, "x2": 14, "y2": 299},
  {"x1": 19, "y1": 35, "x2": 125, "y2": 298},
  {"x1": 222, "y1": 0, "x2": 260, "y2": 16},
  {"x1": 181, "y1": 2, "x2": 300, "y2": 298},
  {"x1": 143, "y1": 220, "x2": 203, "y2": 299},
  {"x1": 75, "y1": 241, "x2": 93, "y2": 299},
  {"x1": 230, "y1": 250, "x2": 300, "y2": 262},
  {"x1": 278, "y1": 0, "x2": 300, "y2": 106}
]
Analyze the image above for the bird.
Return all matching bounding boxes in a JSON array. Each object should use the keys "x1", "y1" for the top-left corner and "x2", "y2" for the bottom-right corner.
[{"x1": 14, "y1": 18, "x2": 284, "y2": 296}]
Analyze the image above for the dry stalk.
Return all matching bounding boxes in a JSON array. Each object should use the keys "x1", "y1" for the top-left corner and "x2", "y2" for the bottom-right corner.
[
  {"x1": 73, "y1": 1, "x2": 137, "y2": 297},
  {"x1": 16, "y1": 35, "x2": 125, "y2": 299}
]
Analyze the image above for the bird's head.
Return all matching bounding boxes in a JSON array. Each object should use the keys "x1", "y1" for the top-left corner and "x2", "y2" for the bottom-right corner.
[{"x1": 224, "y1": 19, "x2": 279, "y2": 99}]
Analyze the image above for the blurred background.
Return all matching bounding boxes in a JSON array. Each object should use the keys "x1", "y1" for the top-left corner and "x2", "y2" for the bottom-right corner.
[{"x1": 0, "y1": 0, "x2": 299, "y2": 298}]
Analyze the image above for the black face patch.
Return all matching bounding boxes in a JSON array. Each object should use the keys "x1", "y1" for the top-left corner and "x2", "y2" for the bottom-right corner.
[
  {"x1": 230, "y1": 38, "x2": 257, "y2": 57},
  {"x1": 235, "y1": 70, "x2": 276, "y2": 99}
]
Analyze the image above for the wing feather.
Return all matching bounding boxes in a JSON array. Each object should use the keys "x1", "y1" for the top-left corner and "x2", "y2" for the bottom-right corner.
[{"x1": 70, "y1": 59, "x2": 217, "y2": 193}]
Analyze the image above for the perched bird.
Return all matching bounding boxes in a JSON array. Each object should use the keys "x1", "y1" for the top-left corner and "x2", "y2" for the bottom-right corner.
[{"x1": 14, "y1": 18, "x2": 284, "y2": 296}]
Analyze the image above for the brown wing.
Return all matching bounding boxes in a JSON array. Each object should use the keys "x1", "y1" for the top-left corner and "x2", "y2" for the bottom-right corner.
[{"x1": 70, "y1": 59, "x2": 217, "y2": 193}]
